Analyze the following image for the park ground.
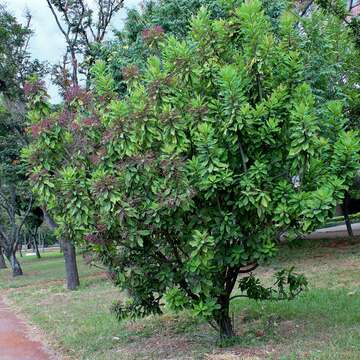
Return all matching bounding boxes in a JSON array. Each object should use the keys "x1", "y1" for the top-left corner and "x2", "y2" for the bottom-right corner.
[{"x1": 1, "y1": 237, "x2": 360, "y2": 360}]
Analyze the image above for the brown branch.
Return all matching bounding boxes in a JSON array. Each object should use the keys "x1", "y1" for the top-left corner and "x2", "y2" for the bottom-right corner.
[
  {"x1": 0, "y1": 190, "x2": 14, "y2": 219},
  {"x1": 229, "y1": 294, "x2": 250, "y2": 301},
  {"x1": 300, "y1": 0, "x2": 314, "y2": 17},
  {"x1": 78, "y1": 0, "x2": 91, "y2": 46},
  {"x1": 46, "y1": 0, "x2": 69, "y2": 42},
  {"x1": 16, "y1": 193, "x2": 33, "y2": 245},
  {"x1": 238, "y1": 261, "x2": 258, "y2": 273},
  {"x1": 0, "y1": 224, "x2": 9, "y2": 245}
]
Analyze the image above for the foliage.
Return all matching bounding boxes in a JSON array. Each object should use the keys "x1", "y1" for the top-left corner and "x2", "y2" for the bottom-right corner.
[
  {"x1": 97, "y1": 0, "x2": 360, "y2": 125},
  {"x1": 0, "y1": 5, "x2": 45, "y2": 275},
  {"x1": 95, "y1": 0, "x2": 290, "y2": 95},
  {"x1": 24, "y1": 0, "x2": 360, "y2": 337},
  {"x1": 238, "y1": 267, "x2": 308, "y2": 301},
  {"x1": 315, "y1": 0, "x2": 360, "y2": 49},
  {"x1": 0, "y1": 4, "x2": 30, "y2": 97},
  {"x1": 93, "y1": 0, "x2": 224, "y2": 95},
  {"x1": 304, "y1": 1, "x2": 360, "y2": 129}
]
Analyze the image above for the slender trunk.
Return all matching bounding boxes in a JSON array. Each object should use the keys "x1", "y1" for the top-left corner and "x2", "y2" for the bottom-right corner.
[
  {"x1": 342, "y1": 192, "x2": 353, "y2": 238},
  {"x1": 216, "y1": 298, "x2": 235, "y2": 339},
  {"x1": 33, "y1": 238, "x2": 41, "y2": 259},
  {"x1": 0, "y1": 247, "x2": 7, "y2": 269},
  {"x1": 33, "y1": 227, "x2": 41, "y2": 258},
  {"x1": 42, "y1": 209, "x2": 80, "y2": 289},
  {"x1": 62, "y1": 240, "x2": 80, "y2": 290},
  {"x1": 6, "y1": 251, "x2": 23, "y2": 277}
]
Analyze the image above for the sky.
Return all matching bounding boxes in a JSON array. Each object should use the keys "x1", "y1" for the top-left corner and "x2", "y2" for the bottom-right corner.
[{"x1": 6, "y1": 0, "x2": 141, "y2": 102}]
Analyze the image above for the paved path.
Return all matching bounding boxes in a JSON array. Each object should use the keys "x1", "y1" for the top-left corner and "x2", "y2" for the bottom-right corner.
[
  {"x1": 0, "y1": 296, "x2": 51, "y2": 360},
  {"x1": 306, "y1": 222, "x2": 360, "y2": 239}
]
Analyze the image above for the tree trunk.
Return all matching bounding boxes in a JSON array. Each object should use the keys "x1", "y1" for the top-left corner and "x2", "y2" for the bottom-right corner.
[
  {"x1": 42, "y1": 210, "x2": 80, "y2": 290},
  {"x1": 62, "y1": 239, "x2": 80, "y2": 290},
  {"x1": 0, "y1": 247, "x2": 7, "y2": 269},
  {"x1": 41, "y1": 233, "x2": 45, "y2": 252},
  {"x1": 342, "y1": 192, "x2": 353, "y2": 238},
  {"x1": 216, "y1": 299, "x2": 235, "y2": 339},
  {"x1": 33, "y1": 238, "x2": 41, "y2": 259},
  {"x1": 6, "y1": 251, "x2": 23, "y2": 277}
]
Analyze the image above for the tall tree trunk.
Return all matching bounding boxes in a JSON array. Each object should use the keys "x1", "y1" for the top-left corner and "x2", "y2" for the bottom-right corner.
[
  {"x1": 33, "y1": 234, "x2": 41, "y2": 259},
  {"x1": 342, "y1": 191, "x2": 353, "y2": 238},
  {"x1": 42, "y1": 210, "x2": 80, "y2": 290},
  {"x1": 41, "y1": 233, "x2": 45, "y2": 252},
  {"x1": 0, "y1": 247, "x2": 7, "y2": 269},
  {"x1": 5, "y1": 250, "x2": 23, "y2": 277},
  {"x1": 62, "y1": 239, "x2": 80, "y2": 290},
  {"x1": 216, "y1": 297, "x2": 235, "y2": 339},
  {"x1": 33, "y1": 227, "x2": 41, "y2": 258},
  {"x1": 34, "y1": 239, "x2": 41, "y2": 258}
]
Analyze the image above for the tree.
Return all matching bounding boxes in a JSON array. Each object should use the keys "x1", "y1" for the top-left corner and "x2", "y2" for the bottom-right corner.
[
  {"x1": 25, "y1": 207, "x2": 44, "y2": 258},
  {"x1": 0, "y1": 96, "x2": 33, "y2": 276},
  {"x1": 43, "y1": 0, "x2": 125, "y2": 290},
  {"x1": 24, "y1": 0, "x2": 360, "y2": 338},
  {"x1": 297, "y1": 0, "x2": 360, "y2": 236},
  {"x1": 312, "y1": 0, "x2": 360, "y2": 47},
  {"x1": 0, "y1": 181, "x2": 33, "y2": 276},
  {"x1": 46, "y1": 0, "x2": 124, "y2": 90},
  {"x1": 43, "y1": 208, "x2": 80, "y2": 290},
  {"x1": 0, "y1": 4, "x2": 44, "y2": 276},
  {"x1": 0, "y1": 3, "x2": 31, "y2": 96}
]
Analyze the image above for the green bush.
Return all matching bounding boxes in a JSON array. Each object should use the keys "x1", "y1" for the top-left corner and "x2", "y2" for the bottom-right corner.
[{"x1": 24, "y1": 0, "x2": 359, "y2": 338}]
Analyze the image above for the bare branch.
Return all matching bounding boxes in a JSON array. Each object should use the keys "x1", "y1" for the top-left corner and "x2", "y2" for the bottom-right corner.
[{"x1": 47, "y1": 0, "x2": 124, "y2": 88}]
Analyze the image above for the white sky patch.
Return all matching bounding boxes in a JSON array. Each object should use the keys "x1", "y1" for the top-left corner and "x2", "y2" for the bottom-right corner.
[{"x1": 6, "y1": 0, "x2": 141, "y2": 102}]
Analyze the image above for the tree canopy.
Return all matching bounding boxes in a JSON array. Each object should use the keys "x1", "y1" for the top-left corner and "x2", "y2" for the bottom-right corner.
[{"x1": 0, "y1": 4, "x2": 44, "y2": 276}]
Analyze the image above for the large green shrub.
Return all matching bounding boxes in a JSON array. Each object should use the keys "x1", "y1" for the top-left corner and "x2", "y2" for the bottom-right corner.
[{"x1": 24, "y1": 0, "x2": 359, "y2": 338}]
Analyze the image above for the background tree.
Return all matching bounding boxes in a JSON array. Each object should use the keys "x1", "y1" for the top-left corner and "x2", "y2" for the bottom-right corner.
[
  {"x1": 24, "y1": 207, "x2": 44, "y2": 258},
  {"x1": 299, "y1": 0, "x2": 360, "y2": 236},
  {"x1": 46, "y1": 0, "x2": 124, "y2": 90},
  {"x1": 43, "y1": 0, "x2": 125, "y2": 290},
  {"x1": 0, "y1": 179, "x2": 33, "y2": 276},
  {"x1": 24, "y1": 0, "x2": 359, "y2": 337},
  {"x1": 0, "y1": 4, "x2": 45, "y2": 276},
  {"x1": 0, "y1": 96, "x2": 33, "y2": 275}
]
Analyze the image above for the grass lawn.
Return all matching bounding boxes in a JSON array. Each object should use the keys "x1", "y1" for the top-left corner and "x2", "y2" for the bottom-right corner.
[{"x1": 1, "y1": 238, "x2": 360, "y2": 359}]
